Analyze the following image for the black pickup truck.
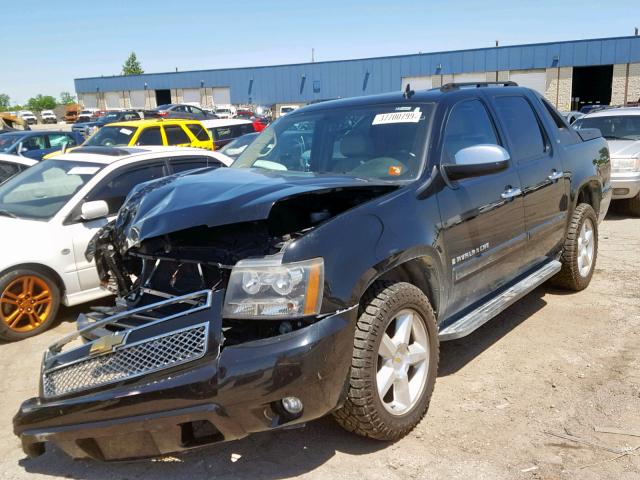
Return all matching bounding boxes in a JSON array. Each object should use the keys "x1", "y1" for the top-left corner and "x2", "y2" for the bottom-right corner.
[{"x1": 14, "y1": 83, "x2": 611, "y2": 461}]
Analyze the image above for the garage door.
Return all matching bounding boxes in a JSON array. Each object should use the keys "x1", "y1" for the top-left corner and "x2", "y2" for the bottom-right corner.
[
  {"x1": 129, "y1": 90, "x2": 146, "y2": 109},
  {"x1": 508, "y1": 70, "x2": 547, "y2": 94},
  {"x1": 105, "y1": 92, "x2": 121, "y2": 109},
  {"x1": 452, "y1": 72, "x2": 487, "y2": 83},
  {"x1": 81, "y1": 93, "x2": 97, "y2": 108},
  {"x1": 212, "y1": 87, "x2": 231, "y2": 106},
  {"x1": 183, "y1": 88, "x2": 201, "y2": 105},
  {"x1": 401, "y1": 76, "x2": 432, "y2": 91}
]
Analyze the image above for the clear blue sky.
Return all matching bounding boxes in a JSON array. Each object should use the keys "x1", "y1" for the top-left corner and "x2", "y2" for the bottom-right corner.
[{"x1": 1, "y1": 0, "x2": 637, "y2": 104}]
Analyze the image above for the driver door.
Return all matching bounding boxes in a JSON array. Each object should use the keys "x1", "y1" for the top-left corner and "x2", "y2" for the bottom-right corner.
[
  {"x1": 436, "y1": 98, "x2": 526, "y2": 317},
  {"x1": 67, "y1": 161, "x2": 167, "y2": 290}
]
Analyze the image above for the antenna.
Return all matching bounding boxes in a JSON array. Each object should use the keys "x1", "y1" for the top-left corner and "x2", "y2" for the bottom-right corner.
[{"x1": 403, "y1": 83, "x2": 415, "y2": 99}]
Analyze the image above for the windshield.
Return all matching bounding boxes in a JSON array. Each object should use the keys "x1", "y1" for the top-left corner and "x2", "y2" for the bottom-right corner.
[
  {"x1": 574, "y1": 115, "x2": 640, "y2": 140},
  {"x1": 0, "y1": 134, "x2": 22, "y2": 152},
  {"x1": 0, "y1": 159, "x2": 103, "y2": 220},
  {"x1": 85, "y1": 125, "x2": 138, "y2": 146},
  {"x1": 98, "y1": 113, "x2": 121, "y2": 124},
  {"x1": 220, "y1": 132, "x2": 259, "y2": 160},
  {"x1": 233, "y1": 103, "x2": 432, "y2": 181}
]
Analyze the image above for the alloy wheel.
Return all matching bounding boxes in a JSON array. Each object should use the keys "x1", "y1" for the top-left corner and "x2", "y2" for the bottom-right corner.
[{"x1": 0, "y1": 275, "x2": 53, "y2": 332}]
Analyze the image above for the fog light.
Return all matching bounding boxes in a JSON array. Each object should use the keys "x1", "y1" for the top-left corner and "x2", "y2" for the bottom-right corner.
[{"x1": 281, "y1": 396, "x2": 303, "y2": 415}]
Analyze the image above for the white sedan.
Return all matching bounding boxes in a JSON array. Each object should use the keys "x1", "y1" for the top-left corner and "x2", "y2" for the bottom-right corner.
[
  {"x1": 0, "y1": 146, "x2": 231, "y2": 340},
  {"x1": 0, "y1": 153, "x2": 37, "y2": 183}
]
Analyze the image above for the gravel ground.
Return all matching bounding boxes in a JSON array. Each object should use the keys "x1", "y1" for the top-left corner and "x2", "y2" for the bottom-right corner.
[{"x1": 0, "y1": 210, "x2": 638, "y2": 480}]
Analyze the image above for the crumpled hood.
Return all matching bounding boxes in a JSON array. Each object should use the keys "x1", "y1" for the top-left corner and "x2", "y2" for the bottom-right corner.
[
  {"x1": 608, "y1": 139, "x2": 640, "y2": 158},
  {"x1": 116, "y1": 167, "x2": 389, "y2": 245}
]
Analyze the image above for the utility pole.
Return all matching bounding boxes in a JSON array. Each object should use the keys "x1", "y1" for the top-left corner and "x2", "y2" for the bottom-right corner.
[{"x1": 311, "y1": 48, "x2": 315, "y2": 63}]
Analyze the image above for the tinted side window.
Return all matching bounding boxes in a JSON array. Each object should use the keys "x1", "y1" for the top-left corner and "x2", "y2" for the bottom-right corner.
[
  {"x1": 186, "y1": 123, "x2": 211, "y2": 141},
  {"x1": 0, "y1": 161, "x2": 20, "y2": 183},
  {"x1": 165, "y1": 125, "x2": 191, "y2": 145},
  {"x1": 238, "y1": 123, "x2": 255, "y2": 135},
  {"x1": 494, "y1": 96, "x2": 546, "y2": 160},
  {"x1": 48, "y1": 133, "x2": 73, "y2": 148},
  {"x1": 87, "y1": 163, "x2": 166, "y2": 214},
  {"x1": 136, "y1": 126, "x2": 163, "y2": 146},
  {"x1": 22, "y1": 135, "x2": 46, "y2": 151},
  {"x1": 442, "y1": 99, "x2": 499, "y2": 164},
  {"x1": 213, "y1": 127, "x2": 234, "y2": 142}
]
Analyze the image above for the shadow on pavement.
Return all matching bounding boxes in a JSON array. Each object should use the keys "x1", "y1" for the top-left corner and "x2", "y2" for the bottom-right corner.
[
  {"x1": 20, "y1": 416, "x2": 388, "y2": 480},
  {"x1": 438, "y1": 286, "x2": 548, "y2": 377}
]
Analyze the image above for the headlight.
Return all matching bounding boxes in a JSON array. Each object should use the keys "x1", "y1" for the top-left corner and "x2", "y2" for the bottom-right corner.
[
  {"x1": 223, "y1": 257, "x2": 324, "y2": 319},
  {"x1": 611, "y1": 156, "x2": 640, "y2": 173}
]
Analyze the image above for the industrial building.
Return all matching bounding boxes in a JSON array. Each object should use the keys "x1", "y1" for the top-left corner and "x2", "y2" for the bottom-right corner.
[{"x1": 74, "y1": 34, "x2": 640, "y2": 112}]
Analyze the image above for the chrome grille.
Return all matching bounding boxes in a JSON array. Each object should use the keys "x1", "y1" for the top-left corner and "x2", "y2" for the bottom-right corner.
[{"x1": 43, "y1": 324, "x2": 208, "y2": 398}]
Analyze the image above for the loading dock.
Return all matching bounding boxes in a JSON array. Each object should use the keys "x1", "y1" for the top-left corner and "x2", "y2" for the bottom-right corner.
[
  {"x1": 155, "y1": 89, "x2": 171, "y2": 106},
  {"x1": 571, "y1": 65, "x2": 613, "y2": 111}
]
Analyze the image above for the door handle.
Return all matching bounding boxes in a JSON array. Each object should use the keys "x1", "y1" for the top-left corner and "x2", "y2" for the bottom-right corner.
[
  {"x1": 548, "y1": 170, "x2": 564, "y2": 181},
  {"x1": 501, "y1": 187, "x2": 522, "y2": 200}
]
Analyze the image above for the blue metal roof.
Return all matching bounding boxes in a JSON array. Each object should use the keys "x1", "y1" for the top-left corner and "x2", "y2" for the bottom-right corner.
[{"x1": 75, "y1": 35, "x2": 640, "y2": 105}]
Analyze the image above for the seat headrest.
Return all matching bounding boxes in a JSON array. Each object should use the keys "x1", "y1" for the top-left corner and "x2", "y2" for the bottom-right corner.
[{"x1": 340, "y1": 132, "x2": 372, "y2": 157}]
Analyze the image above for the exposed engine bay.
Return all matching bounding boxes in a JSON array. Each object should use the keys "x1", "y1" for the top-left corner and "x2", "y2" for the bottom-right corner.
[{"x1": 86, "y1": 182, "x2": 396, "y2": 345}]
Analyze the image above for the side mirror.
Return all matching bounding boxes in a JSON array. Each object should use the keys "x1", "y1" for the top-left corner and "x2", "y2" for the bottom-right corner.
[
  {"x1": 443, "y1": 144, "x2": 510, "y2": 181},
  {"x1": 81, "y1": 200, "x2": 109, "y2": 221}
]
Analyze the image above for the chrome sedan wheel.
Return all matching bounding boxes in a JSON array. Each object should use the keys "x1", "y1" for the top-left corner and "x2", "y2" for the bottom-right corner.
[
  {"x1": 577, "y1": 218, "x2": 595, "y2": 277},
  {"x1": 376, "y1": 308, "x2": 430, "y2": 416}
]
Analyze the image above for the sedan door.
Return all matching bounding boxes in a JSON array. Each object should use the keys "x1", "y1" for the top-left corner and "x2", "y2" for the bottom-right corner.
[
  {"x1": 436, "y1": 98, "x2": 526, "y2": 316},
  {"x1": 67, "y1": 162, "x2": 168, "y2": 290},
  {"x1": 488, "y1": 94, "x2": 568, "y2": 266}
]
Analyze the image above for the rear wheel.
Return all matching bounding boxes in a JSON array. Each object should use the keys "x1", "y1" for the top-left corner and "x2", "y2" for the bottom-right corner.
[
  {"x1": 0, "y1": 269, "x2": 60, "y2": 341},
  {"x1": 333, "y1": 281, "x2": 439, "y2": 440},
  {"x1": 552, "y1": 203, "x2": 598, "y2": 291}
]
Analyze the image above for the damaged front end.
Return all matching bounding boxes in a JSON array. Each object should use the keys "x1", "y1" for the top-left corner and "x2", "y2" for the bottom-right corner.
[{"x1": 14, "y1": 167, "x2": 395, "y2": 461}]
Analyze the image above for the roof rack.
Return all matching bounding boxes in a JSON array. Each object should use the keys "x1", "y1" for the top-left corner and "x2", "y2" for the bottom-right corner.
[{"x1": 440, "y1": 81, "x2": 518, "y2": 92}]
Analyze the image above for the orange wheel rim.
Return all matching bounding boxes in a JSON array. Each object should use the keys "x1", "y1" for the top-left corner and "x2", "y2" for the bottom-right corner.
[{"x1": 0, "y1": 275, "x2": 53, "y2": 332}]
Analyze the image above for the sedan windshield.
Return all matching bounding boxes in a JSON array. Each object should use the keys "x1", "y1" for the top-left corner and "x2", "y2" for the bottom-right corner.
[
  {"x1": 0, "y1": 160, "x2": 103, "y2": 220},
  {"x1": 85, "y1": 125, "x2": 138, "y2": 146},
  {"x1": 574, "y1": 115, "x2": 640, "y2": 140},
  {"x1": 232, "y1": 103, "x2": 432, "y2": 181},
  {"x1": 0, "y1": 134, "x2": 21, "y2": 152}
]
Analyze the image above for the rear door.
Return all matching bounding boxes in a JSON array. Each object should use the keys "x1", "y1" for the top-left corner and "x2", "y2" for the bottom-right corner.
[
  {"x1": 488, "y1": 93, "x2": 568, "y2": 266},
  {"x1": 436, "y1": 97, "x2": 526, "y2": 315}
]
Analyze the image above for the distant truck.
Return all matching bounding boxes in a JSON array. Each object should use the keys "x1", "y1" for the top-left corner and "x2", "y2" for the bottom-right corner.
[
  {"x1": 40, "y1": 110, "x2": 57, "y2": 124},
  {"x1": 64, "y1": 104, "x2": 81, "y2": 123}
]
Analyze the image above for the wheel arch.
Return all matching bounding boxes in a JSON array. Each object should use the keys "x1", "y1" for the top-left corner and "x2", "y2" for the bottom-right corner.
[
  {"x1": 0, "y1": 263, "x2": 66, "y2": 295},
  {"x1": 360, "y1": 252, "x2": 445, "y2": 319},
  {"x1": 574, "y1": 178, "x2": 602, "y2": 214}
]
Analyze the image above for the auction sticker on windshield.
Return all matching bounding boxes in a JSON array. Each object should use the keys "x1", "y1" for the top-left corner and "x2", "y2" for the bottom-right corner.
[
  {"x1": 119, "y1": 128, "x2": 133, "y2": 135},
  {"x1": 372, "y1": 108, "x2": 422, "y2": 125},
  {"x1": 67, "y1": 166, "x2": 100, "y2": 175}
]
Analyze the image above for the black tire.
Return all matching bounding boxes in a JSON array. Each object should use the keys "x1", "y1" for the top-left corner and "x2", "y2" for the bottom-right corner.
[
  {"x1": 333, "y1": 281, "x2": 439, "y2": 441},
  {"x1": 625, "y1": 194, "x2": 640, "y2": 217},
  {"x1": 552, "y1": 203, "x2": 598, "y2": 291},
  {"x1": 0, "y1": 268, "x2": 60, "y2": 341}
]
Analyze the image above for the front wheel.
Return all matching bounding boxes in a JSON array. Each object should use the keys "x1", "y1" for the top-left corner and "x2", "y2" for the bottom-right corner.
[
  {"x1": 333, "y1": 281, "x2": 439, "y2": 441},
  {"x1": 0, "y1": 269, "x2": 60, "y2": 341}
]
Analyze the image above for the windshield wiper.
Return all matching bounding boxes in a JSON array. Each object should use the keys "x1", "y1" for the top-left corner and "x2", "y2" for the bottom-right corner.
[{"x1": 0, "y1": 210, "x2": 17, "y2": 218}]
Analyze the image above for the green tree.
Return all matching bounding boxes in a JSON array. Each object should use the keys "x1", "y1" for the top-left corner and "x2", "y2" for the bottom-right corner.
[
  {"x1": 59, "y1": 91, "x2": 76, "y2": 105},
  {"x1": 122, "y1": 52, "x2": 144, "y2": 75},
  {"x1": 0, "y1": 93, "x2": 10, "y2": 111},
  {"x1": 26, "y1": 94, "x2": 57, "y2": 112}
]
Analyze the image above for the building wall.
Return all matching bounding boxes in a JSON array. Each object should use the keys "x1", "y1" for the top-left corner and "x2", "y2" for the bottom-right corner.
[
  {"x1": 75, "y1": 35, "x2": 640, "y2": 106},
  {"x1": 612, "y1": 62, "x2": 640, "y2": 104},
  {"x1": 544, "y1": 67, "x2": 573, "y2": 111}
]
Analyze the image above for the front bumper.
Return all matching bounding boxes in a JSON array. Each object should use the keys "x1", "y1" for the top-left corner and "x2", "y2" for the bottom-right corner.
[
  {"x1": 611, "y1": 171, "x2": 640, "y2": 200},
  {"x1": 14, "y1": 290, "x2": 357, "y2": 461}
]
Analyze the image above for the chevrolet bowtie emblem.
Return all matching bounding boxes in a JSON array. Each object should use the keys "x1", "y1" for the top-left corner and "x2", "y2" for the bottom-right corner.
[{"x1": 90, "y1": 333, "x2": 125, "y2": 355}]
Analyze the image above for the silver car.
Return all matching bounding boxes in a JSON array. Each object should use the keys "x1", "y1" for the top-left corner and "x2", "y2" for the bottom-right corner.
[{"x1": 574, "y1": 107, "x2": 640, "y2": 215}]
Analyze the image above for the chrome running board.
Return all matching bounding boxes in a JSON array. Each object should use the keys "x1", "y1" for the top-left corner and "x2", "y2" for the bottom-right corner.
[{"x1": 438, "y1": 260, "x2": 561, "y2": 341}]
